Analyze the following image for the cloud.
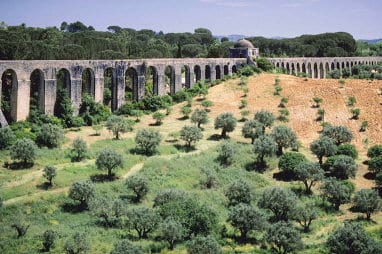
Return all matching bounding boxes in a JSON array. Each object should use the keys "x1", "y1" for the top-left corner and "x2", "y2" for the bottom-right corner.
[{"x1": 200, "y1": 0, "x2": 252, "y2": 7}]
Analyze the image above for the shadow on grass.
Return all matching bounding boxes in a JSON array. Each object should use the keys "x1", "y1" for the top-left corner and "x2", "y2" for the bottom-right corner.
[
  {"x1": 273, "y1": 170, "x2": 295, "y2": 182},
  {"x1": 245, "y1": 161, "x2": 268, "y2": 173},
  {"x1": 177, "y1": 116, "x2": 189, "y2": 121},
  {"x1": 4, "y1": 162, "x2": 34, "y2": 170},
  {"x1": 62, "y1": 202, "x2": 87, "y2": 214},
  {"x1": 174, "y1": 144, "x2": 196, "y2": 153},
  {"x1": 90, "y1": 173, "x2": 118, "y2": 183},
  {"x1": 364, "y1": 172, "x2": 375, "y2": 180},
  {"x1": 207, "y1": 134, "x2": 223, "y2": 141},
  {"x1": 36, "y1": 182, "x2": 52, "y2": 190},
  {"x1": 129, "y1": 148, "x2": 157, "y2": 156},
  {"x1": 149, "y1": 122, "x2": 162, "y2": 126},
  {"x1": 89, "y1": 133, "x2": 101, "y2": 137}
]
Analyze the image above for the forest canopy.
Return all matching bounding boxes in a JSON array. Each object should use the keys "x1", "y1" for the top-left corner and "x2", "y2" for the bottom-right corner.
[{"x1": 0, "y1": 21, "x2": 380, "y2": 60}]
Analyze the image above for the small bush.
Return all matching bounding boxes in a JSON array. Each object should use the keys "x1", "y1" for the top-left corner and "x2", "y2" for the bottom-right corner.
[
  {"x1": 152, "y1": 112, "x2": 165, "y2": 125},
  {"x1": 36, "y1": 123, "x2": 64, "y2": 148},
  {"x1": 359, "y1": 121, "x2": 368, "y2": 132},
  {"x1": 347, "y1": 96, "x2": 357, "y2": 106},
  {"x1": 0, "y1": 126, "x2": 15, "y2": 149},
  {"x1": 367, "y1": 145, "x2": 382, "y2": 158},
  {"x1": 10, "y1": 138, "x2": 38, "y2": 167},
  {"x1": 350, "y1": 108, "x2": 360, "y2": 119},
  {"x1": 337, "y1": 144, "x2": 358, "y2": 159}
]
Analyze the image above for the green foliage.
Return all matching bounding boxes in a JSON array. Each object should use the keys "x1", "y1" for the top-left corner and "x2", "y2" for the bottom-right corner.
[
  {"x1": 54, "y1": 88, "x2": 76, "y2": 128},
  {"x1": 253, "y1": 135, "x2": 276, "y2": 165},
  {"x1": 279, "y1": 97, "x2": 288, "y2": 108},
  {"x1": 242, "y1": 120, "x2": 263, "y2": 144},
  {"x1": 228, "y1": 203, "x2": 267, "y2": 240},
  {"x1": 79, "y1": 94, "x2": 111, "y2": 125},
  {"x1": 126, "y1": 207, "x2": 159, "y2": 239},
  {"x1": 110, "y1": 240, "x2": 144, "y2": 254},
  {"x1": 43, "y1": 165, "x2": 57, "y2": 186},
  {"x1": 310, "y1": 136, "x2": 337, "y2": 164},
  {"x1": 278, "y1": 152, "x2": 307, "y2": 177},
  {"x1": 274, "y1": 85, "x2": 283, "y2": 95},
  {"x1": 200, "y1": 167, "x2": 217, "y2": 189},
  {"x1": 105, "y1": 115, "x2": 132, "y2": 139},
  {"x1": 226, "y1": 179, "x2": 252, "y2": 207},
  {"x1": 256, "y1": 58, "x2": 274, "y2": 72},
  {"x1": 376, "y1": 172, "x2": 382, "y2": 187},
  {"x1": 180, "y1": 105, "x2": 192, "y2": 118},
  {"x1": 238, "y1": 65, "x2": 255, "y2": 77},
  {"x1": 359, "y1": 121, "x2": 368, "y2": 132},
  {"x1": 329, "y1": 155, "x2": 357, "y2": 179},
  {"x1": 312, "y1": 97, "x2": 323, "y2": 108},
  {"x1": 271, "y1": 125, "x2": 297, "y2": 155},
  {"x1": 254, "y1": 110, "x2": 275, "y2": 134},
  {"x1": 126, "y1": 174, "x2": 149, "y2": 203},
  {"x1": 135, "y1": 128, "x2": 162, "y2": 155},
  {"x1": 265, "y1": 222, "x2": 303, "y2": 254},
  {"x1": 89, "y1": 196, "x2": 125, "y2": 227},
  {"x1": 367, "y1": 144, "x2": 382, "y2": 158},
  {"x1": 321, "y1": 125, "x2": 353, "y2": 145},
  {"x1": 152, "y1": 112, "x2": 165, "y2": 125},
  {"x1": 327, "y1": 222, "x2": 381, "y2": 254},
  {"x1": 316, "y1": 108, "x2": 325, "y2": 121},
  {"x1": 10, "y1": 138, "x2": 38, "y2": 167},
  {"x1": 36, "y1": 123, "x2": 64, "y2": 148},
  {"x1": 187, "y1": 235, "x2": 222, "y2": 254},
  {"x1": 291, "y1": 201, "x2": 318, "y2": 232},
  {"x1": 352, "y1": 189, "x2": 382, "y2": 220},
  {"x1": 160, "y1": 217, "x2": 185, "y2": 250},
  {"x1": 239, "y1": 99, "x2": 248, "y2": 109},
  {"x1": 11, "y1": 221, "x2": 30, "y2": 238},
  {"x1": 0, "y1": 126, "x2": 15, "y2": 149},
  {"x1": 42, "y1": 229, "x2": 56, "y2": 252},
  {"x1": 64, "y1": 231, "x2": 91, "y2": 254},
  {"x1": 368, "y1": 156, "x2": 382, "y2": 174},
  {"x1": 172, "y1": 90, "x2": 190, "y2": 103},
  {"x1": 190, "y1": 109, "x2": 209, "y2": 128},
  {"x1": 336, "y1": 143, "x2": 358, "y2": 159},
  {"x1": 277, "y1": 109, "x2": 290, "y2": 122},
  {"x1": 180, "y1": 125, "x2": 203, "y2": 148},
  {"x1": 350, "y1": 108, "x2": 360, "y2": 119},
  {"x1": 214, "y1": 112, "x2": 237, "y2": 138},
  {"x1": 320, "y1": 178, "x2": 352, "y2": 210},
  {"x1": 70, "y1": 137, "x2": 88, "y2": 162},
  {"x1": 201, "y1": 99, "x2": 214, "y2": 111},
  {"x1": 347, "y1": 96, "x2": 357, "y2": 106},
  {"x1": 295, "y1": 161, "x2": 324, "y2": 194},
  {"x1": 68, "y1": 180, "x2": 95, "y2": 210},
  {"x1": 95, "y1": 148, "x2": 123, "y2": 179},
  {"x1": 258, "y1": 186, "x2": 297, "y2": 221},
  {"x1": 217, "y1": 140, "x2": 236, "y2": 166}
]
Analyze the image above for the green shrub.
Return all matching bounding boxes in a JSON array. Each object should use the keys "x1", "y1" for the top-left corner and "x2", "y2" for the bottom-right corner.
[
  {"x1": 0, "y1": 126, "x2": 15, "y2": 149},
  {"x1": 367, "y1": 144, "x2": 382, "y2": 158},
  {"x1": 135, "y1": 129, "x2": 162, "y2": 155},
  {"x1": 278, "y1": 152, "x2": 307, "y2": 178},
  {"x1": 10, "y1": 138, "x2": 38, "y2": 167},
  {"x1": 187, "y1": 235, "x2": 222, "y2": 254},
  {"x1": 36, "y1": 123, "x2": 64, "y2": 148},
  {"x1": 337, "y1": 144, "x2": 358, "y2": 159}
]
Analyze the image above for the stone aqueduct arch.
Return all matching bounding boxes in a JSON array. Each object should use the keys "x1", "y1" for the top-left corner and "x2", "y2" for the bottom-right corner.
[
  {"x1": 0, "y1": 58, "x2": 245, "y2": 122},
  {"x1": 268, "y1": 57, "x2": 382, "y2": 79}
]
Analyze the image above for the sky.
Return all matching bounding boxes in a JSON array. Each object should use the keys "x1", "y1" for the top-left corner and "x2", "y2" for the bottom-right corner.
[{"x1": 1, "y1": 0, "x2": 381, "y2": 39}]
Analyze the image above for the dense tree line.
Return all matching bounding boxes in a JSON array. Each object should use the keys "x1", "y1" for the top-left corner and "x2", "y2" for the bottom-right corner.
[
  {"x1": 248, "y1": 32, "x2": 358, "y2": 57},
  {"x1": 0, "y1": 21, "x2": 231, "y2": 60}
]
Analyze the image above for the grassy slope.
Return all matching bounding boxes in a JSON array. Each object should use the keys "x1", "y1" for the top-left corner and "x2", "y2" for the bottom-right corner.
[{"x1": 0, "y1": 74, "x2": 381, "y2": 253}]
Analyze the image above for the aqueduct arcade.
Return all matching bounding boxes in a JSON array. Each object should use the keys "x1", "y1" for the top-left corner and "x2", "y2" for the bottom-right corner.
[{"x1": 0, "y1": 58, "x2": 245, "y2": 124}]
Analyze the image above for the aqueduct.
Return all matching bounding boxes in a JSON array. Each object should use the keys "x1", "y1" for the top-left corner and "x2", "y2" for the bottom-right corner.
[
  {"x1": 1, "y1": 56, "x2": 382, "y2": 125},
  {"x1": 0, "y1": 58, "x2": 245, "y2": 124}
]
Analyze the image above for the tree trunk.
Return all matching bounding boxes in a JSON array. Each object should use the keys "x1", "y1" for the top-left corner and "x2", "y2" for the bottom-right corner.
[
  {"x1": 277, "y1": 145, "x2": 283, "y2": 156},
  {"x1": 221, "y1": 129, "x2": 226, "y2": 138},
  {"x1": 366, "y1": 212, "x2": 371, "y2": 220},
  {"x1": 318, "y1": 156, "x2": 323, "y2": 165}
]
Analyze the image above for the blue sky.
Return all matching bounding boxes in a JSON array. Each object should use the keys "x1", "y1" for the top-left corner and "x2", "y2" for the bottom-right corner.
[{"x1": 1, "y1": 0, "x2": 381, "y2": 39}]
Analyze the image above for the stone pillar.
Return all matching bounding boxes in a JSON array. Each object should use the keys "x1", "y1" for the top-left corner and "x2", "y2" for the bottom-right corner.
[
  {"x1": 14, "y1": 79, "x2": 30, "y2": 122},
  {"x1": 137, "y1": 75, "x2": 145, "y2": 101},
  {"x1": 116, "y1": 75, "x2": 125, "y2": 109},
  {"x1": 44, "y1": 79, "x2": 57, "y2": 115},
  {"x1": 210, "y1": 66, "x2": 216, "y2": 82},
  {"x1": 311, "y1": 67, "x2": 315, "y2": 79},
  {"x1": 157, "y1": 72, "x2": 166, "y2": 96},
  {"x1": 189, "y1": 72, "x2": 195, "y2": 88},
  {"x1": 94, "y1": 74, "x2": 104, "y2": 104},
  {"x1": 200, "y1": 68, "x2": 205, "y2": 82},
  {"x1": 228, "y1": 66, "x2": 232, "y2": 76},
  {"x1": 70, "y1": 78, "x2": 82, "y2": 116},
  {"x1": 174, "y1": 70, "x2": 182, "y2": 94}
]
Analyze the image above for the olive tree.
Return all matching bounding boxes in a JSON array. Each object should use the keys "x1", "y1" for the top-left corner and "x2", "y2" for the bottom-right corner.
[
  {"x1": 89, "y1": 196, "x2": 126, "y2": 227},
  {"x1": 265, "y1": 222, "x2": 303, "y2": 254},
  {"x1": 70, "y1": 137, "x2": 88, "y2": 162},
  {"x1": 271, "y1": 125, "x2": 298, "y2": 155},
  {"x1": 126, "y1": 207, "x2": 159, "y2": 239},
  {"x1": 310, "y1": 136, "x2": 337, "y2": 165},
  {"x1": 36, "y1": 123, "x2": 64, "y2": 148},
  {"x1": 42, "y1": 229, "x2": 56, "y2": 252},
  {"x1": 135, "y1": 129, "x2": 162, "y2": 155},
  {"x1": 217, "y1": 140, "x2": 236, "y2": 166},
  {"x1": 110, "y1": 240, "x2": 144, "y2": 254},
  {"x1": 68, "y1": 180, "x2": 95, "y2": 210},
  {"x1": 0, "y1": 126, "x2": 15, "y2": 149},
  {"x1": 64, "y1": 231, "x2": 91, "y2": 254},
  {"x1": 191, "y1": 109, "x2": 209, "y2": 128},
  {"x1": 327, "y1": 223, "x2": 382, "y2": 254},
  {"x1": 254, "y1": 110, "x2": 275, "y2": 134},
  {"x1": 291, "y1": 202, "x2": 318, "y2": 232},
  {"x1": 278, "y1": 152, "x2": 306, "y2": 178},
  {"x1": 258, "y1": 186, "x2": 297, "y2": 221},
  {"x1": 187, "y1": 235, "x2": 222, "y2": 254},
  {"x1": 228, "y1": 204, "x2": 267, "y2": 241},
  {"x1": 352, "y1": 189, "x2": 382, "y2": 220},
  {"x1": 320, "y1": 178, "x2": 352, "y2": 210},
  {"x1": 253, "y1": 135, "x2": 276, "y2": 166},
  {"x1": 95, "y1": 148, "x2": 123, "y2": 180},
  {"x1": 43, "y1": 165, "x2": 57, "y2": 186},
  {"x1": 180, "y1": 125, "x2": 203, "y2": 149},
  {"x1": 225, "y1": 179, "x2": 252, "y2": 206},
  {"x1": 368, "y1": 156, "x2": 382, "y2": 174},
  {"x1": 214, "y1": 112, "x2": 237, "y2": 138},
  {"x1": 367, "y1": 144, "x2": 382, "y2": 158},
  {"x1": 160, "y1": 217, "x2": 185, "y2": 250},
  {"x1": 295, "y1": 161, "x2": 324, "y2": 194},
  {"x1": 125, "y1": 174, "x2": 149, "y2": 203},
  {"x1": 321, "y1": 125, "x2": 353, "y2": 146},
  {"x1": 241, "y1": 120, "x2": 263, "y2": 144},
  {"x1": 10, "y1": 138, "x2": 38, "y2": 167},
  {"x1": 106, "y1": 115, "x2": 132, "y2": 139},
  {"x1": 329, "y1": 155, "x2": 357, "y2": 179}
]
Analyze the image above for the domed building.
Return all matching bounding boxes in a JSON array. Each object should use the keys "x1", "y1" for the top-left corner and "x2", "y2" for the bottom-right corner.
[{"x1": 229, "y1": 39, "x2": 259, "y2": 59}]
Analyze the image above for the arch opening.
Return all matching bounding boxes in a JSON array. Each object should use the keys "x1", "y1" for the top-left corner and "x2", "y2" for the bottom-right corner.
[
  {"x1": 30, "y1": 69, "x2": 45, "y2": 115},
  {"x1": 146, "y1": 66, "x2": 158, "y2": 96},
  {"x1": 223, "y1": 65, "x2": 229, "y2": 76},
  {"x1": 125, "y1": 67, "x2": 138, "y2": 102},
  {"x1": 81, "y1": 68, "x2": 95, "y2": 98},
  {"x1": 1, "y1": 69, "x2": 18, "y2": 123},
  {"x1": 215, "y1": 65, "x2": 222, "y2": 80},
  {"x1": 54, "y1": 68, "x2": 71, "y2": 117},
  {"x1": 182, "y1": 65, "x2": 191, "y2": 89},
  {"x1": 104, "y1": 67, "x2": 117, "y2": 111},
  {"x1": 165, "y1": 65, "x2": 175, "y2": 95},
  {"x1": 205, "y1": 65, "x2": 211, "y2": 81}
]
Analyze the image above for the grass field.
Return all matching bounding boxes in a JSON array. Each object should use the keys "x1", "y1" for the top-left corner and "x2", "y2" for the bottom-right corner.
[{"x1": 0, "y1": 73, "x2": 381, "y2": 253}]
